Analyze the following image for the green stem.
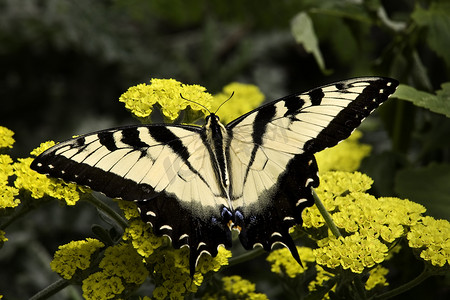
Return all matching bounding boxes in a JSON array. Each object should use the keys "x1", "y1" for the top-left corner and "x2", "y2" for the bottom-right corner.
[
  {"x1": 83, "y1": 194, "x2": 128, "y2": 230},
  {"x1": 29, "y1": 278, "x2": 71, "y2": 300},
  {"x1": 353, "y1": 277, "x2": 368, "y2": 300},
  {"x1": 373, "y1": 266, "x2": 432, "y2": 300},
  {"x1": 227, "y1": 247, "x2": 265, "y2": 267},
  {"x1": 312, "y1": 188, "x2": 342, "y2": 238}
]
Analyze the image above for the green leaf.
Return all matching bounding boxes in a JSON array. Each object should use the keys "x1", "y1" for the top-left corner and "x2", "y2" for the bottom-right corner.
[
  {"x1": 412, "y1": 3, "x2": 450, "y2": 66},
  {"x1": 393, "y1": 83, "x2": 450, "y2": 117},
  {"x1": 290, "y1": 12, "x2": 329, "y2": 73},
  {"x1": 360, "y1": 151, "x2": 405, "y2": 196},
  {"x1": 395, "y1": 164, "x2": 450, "y2": 220}
]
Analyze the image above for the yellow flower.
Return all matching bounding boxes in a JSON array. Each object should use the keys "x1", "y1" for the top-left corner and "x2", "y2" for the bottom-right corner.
[
  {"x1": 407, "y1": 216, "x2": 450, "y2": 267},
  {"x1": 303, "y1": 171, "x2": 374, "y2": 229},
  {"x1": 119, "y1": 78, "x2": 213, "y2": 122},
  {"x1": 316, "y1": 130, "x2": 371, "y2": 172},
  {"x1": 82, "y1": 272, "x2": 124, "y2": 300},
  {"x1": 0, "y1": 126, "x2": 15, "y2": 148},
  {"x1": 308, "y1": 265, "x2": 335, "y2": 298},
  {"x1": 267, "y1": 246, "x2": 315, "y2": 278},
  {"x1": 197, "y1": 246, "x2": 232, "y2": 274},
  {"x1": 115, "y1": 198, "x2": 140, "y2": 220},
  {"x1": 203, "y1": 275, "x2": 268, "y2": 300},
  {"x1": 80, "y1": 242, "x2": 149, "y2": 299},
  {"x1": 365, "y1": 266, "x2": 389, "y2": 290},
  {"x1": 146, "y1": 244, "x2": 231, "y2": 298},
  {"x1": 150, "y1": 247, "x2": 198, "y2": 297},
  {"x1": 152, "y1": 286, "x2": 168, "y2": 300},
  {"x1": 50, "y1": 238, "x2": 105, "y2": 280},
  {"x1": 0, "y1": 230, "x2": 7, "y2": 243},
  {"x1": 99, "y1": 243, "x2": 149, "y2": 285},
  {"x1": 212, "y1": 82, "x2": 265, "y2": 124},
  {"x1": 314, "y1": 233, "x2": 389, "y2": 273},
  {"x1": 123, "y1": 219, "x2": 165, "y2": 258},
  {"x1": 30, "y1": 140, "x2": 56, "y2": 156},
  {"x1": 0, "y1": 154, "x2": 20, "y2": 209}
]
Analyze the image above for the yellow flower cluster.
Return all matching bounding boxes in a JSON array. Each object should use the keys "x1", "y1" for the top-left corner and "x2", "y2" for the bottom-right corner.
[
  {"x1": 150, "y1": 246, "x2": 232, "y2": 299},
  {"x1": 407, "y1": 216, "x2": 450, "y2": 267},
  {"x1": 150, "y1": 247, "x2": 199, "y2": 299},
  {"x1": 29, "y1": 140, "x2": 56, "y2": 156},
  {"x1": 302, "y1": 171, "x2": 374, "y2": 229},
  {"x1": 117, "y1": 199, "x2": 232, "y2": 299},
  {"x1": 197, "y1": 246, "x2": 232, "y2": 274},
  {"x1": 315, "y1": 130, "x2": 372, "y2": 172},
  {"x1": 266, "y1": 246, "x2": 315, "y2": 278},
  {"x1": 115, "y1": 198, "x2": 141, "y2": 220},
  {"x1": 0, "y1": 127, "x2": 20, "y2": 210},
  {"x1": 0, "y1": 230, "x2": 7, "y2": 243},
  {"x1": 119, "y1": 78, "x2": 213, "y2": 122},
  {"x1": 82, "y1": 243, "x2": 149, "y2": 299},
  {"x1": 302, "y1": 171, "x2": 429, "y2": 274},
  {"x1": 123, "y1": 219, "x2": 164, "y2": 258},
  {"x1": 0, "y1": 126, "x2": 15, "y2": 148},
  {"x1": 365, "y1": 266, "x2": 389, "y2": 290},
  {"x1": 82, "y1": 272, "x2": 124, "y2": 300},
  {"x1": 315, "y1": 232, "x2": 388, "y2": 273},
  {"x1": 307, "y1": 265, "x2": 335, "y2": 297},
  {"x1": 202, "y1": 275, "x2": 268, "y2": 300},
  {"x1": 0, "y1": 154, "x2": 19, "y2": 209},
  {"x1": 212, "y1": 82, "x2": 265, "y2": 124},
  {"x1": 50, "y1": 238, "x2": 105, "y2": 279}
]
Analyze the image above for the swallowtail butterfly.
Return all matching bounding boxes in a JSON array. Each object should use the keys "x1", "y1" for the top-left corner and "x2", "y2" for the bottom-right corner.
[{"x1": 31, "y1": 77, "x2": 398, "y2": 275}]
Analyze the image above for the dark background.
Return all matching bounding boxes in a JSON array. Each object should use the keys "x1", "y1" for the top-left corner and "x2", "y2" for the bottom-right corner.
[{"x1": 1, "y1": 0, "x2": 449, "y2": 299}]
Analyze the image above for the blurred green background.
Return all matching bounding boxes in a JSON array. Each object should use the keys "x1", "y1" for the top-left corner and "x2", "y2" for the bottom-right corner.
[{"x1": 1, "y1": 0, "x2": 449, "y2": 299}]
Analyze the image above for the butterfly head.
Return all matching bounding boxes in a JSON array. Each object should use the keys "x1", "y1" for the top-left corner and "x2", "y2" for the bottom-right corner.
[{"x1": 205, "y1": 113, "x2": 221, "y2": 126}]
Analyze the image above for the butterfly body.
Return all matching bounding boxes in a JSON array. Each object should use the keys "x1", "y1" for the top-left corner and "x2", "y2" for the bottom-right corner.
[{"x1": 31, "y1": 77, "x2": 398, "y2": 275}]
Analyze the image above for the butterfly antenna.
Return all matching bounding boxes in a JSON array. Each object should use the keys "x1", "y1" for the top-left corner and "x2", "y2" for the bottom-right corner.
[
  {"x1": 214, "y1": 91, "x2": 235, "y2": 114},
  {"x1": 180, "y1": 93, "x2": 211, "y2": 114}
]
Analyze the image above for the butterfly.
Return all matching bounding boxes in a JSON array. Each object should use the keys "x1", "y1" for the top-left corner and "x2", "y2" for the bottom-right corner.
[{"x1": 31, "y1": 77, "x2": 398, "y2": 275}]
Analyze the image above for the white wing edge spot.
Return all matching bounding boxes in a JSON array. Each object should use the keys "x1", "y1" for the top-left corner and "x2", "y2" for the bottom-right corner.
[
  {"x1": 253, "y1": 242, "x2": 263, "y2": 249},
  {"x1": 296, "y1": 198, "x2": 308, "y2": 207},
  {"x1": 305, "y1": 178, "x2": 314, "y2": 187},
  {"x1": 271, "y1": 232, "x2": 282, "y2": 238},
  {"x1": 271, "y1": 241, "x2": 288, "y2": 250},
  {"x1": 283, "y1": 216, "x2": 295, "y2": 221},
  {"x1": 197, "y1": 242, "x2": 207, "y2": 250},
  {"x1": 179, "y1": 234, "x2": 189, "y2": 240},
  {"x1": 160, "y1": 225, "x2": 172, "y2": 231},
  {"x1": 146, "y1": 211, "x2": 156, "y2": 217}
]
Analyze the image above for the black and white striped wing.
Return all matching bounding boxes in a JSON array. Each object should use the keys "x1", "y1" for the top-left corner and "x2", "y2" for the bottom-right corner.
[
  {"x1": 226, "y1": 77, "x2": 398, "y2": 263},
  {"x1": 30, "y1": 125, "x2": 232, "y2": 273}
]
